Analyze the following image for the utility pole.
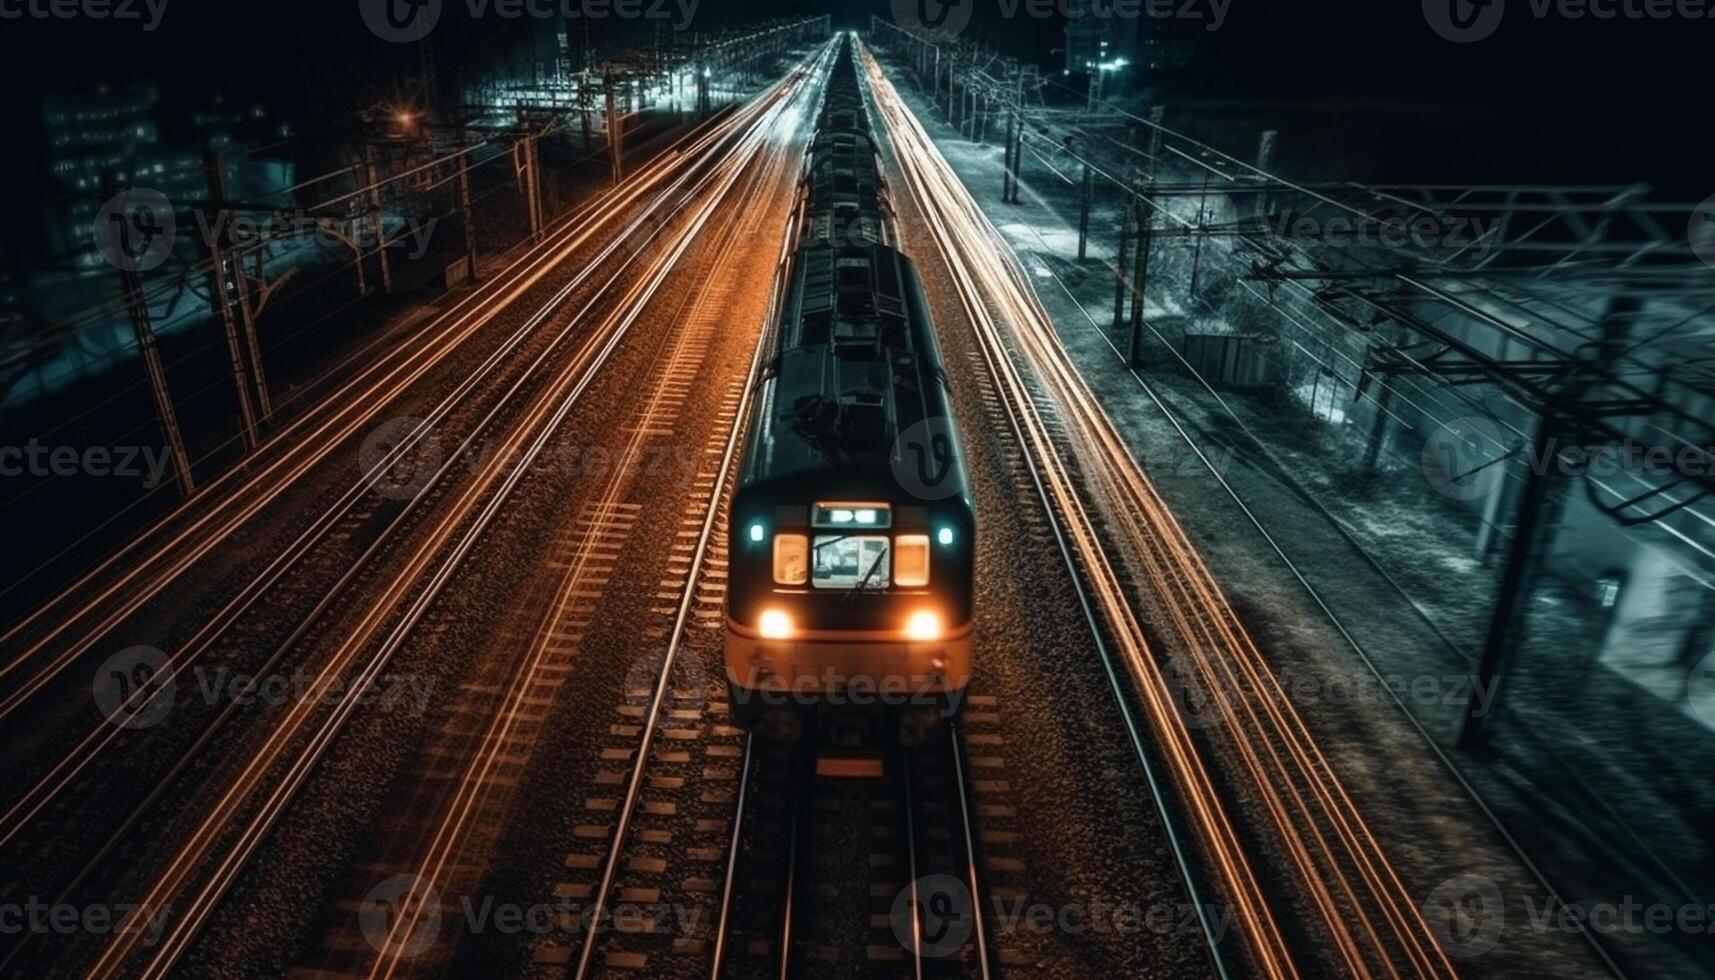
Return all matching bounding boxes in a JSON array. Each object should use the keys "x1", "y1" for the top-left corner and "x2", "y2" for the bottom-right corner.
[
  {"x1": 518, "y1": 121, "x2": 543, "y2": 240},
  {"x1": 1127, "y1": 180, "x2": 1155, "y2": 369},
  {"x1": 1254, "y1": 130, "x2": 1278, "y2": 217},
  {"x1": 1077, "y1": 158, "x2": 1093, "y2": 261},
  {"x1": 457, "y1": 128, "x2": 479, "y2": 283},
  {"x1": 1460, "y1": 295, "x2": 1638, "y2": 745},
  {"x1": 230, "y1": 243, "x2": 270, "y2": 423},
  {"x1": 1187, "y1": 168, "x2": 1211, "y2": 297},
  {"x1": 362, "y1": 144, "x2": 392, "y2": 293},
  {"x1": 1113, "y1": 197, "x2": 1131, "y2": 330},
  {"x1": 202, "y1": 152, "x2": 260, "y2": 450},
  {"x1": 604, "y1": 67, "x2": 624, "y2": 183},
  {"x1": 104, "y1": 196, "x2": 194, "y2": 497},
  {"x1": 418, "y1": 34, "x2": 438, "y2": 118}
]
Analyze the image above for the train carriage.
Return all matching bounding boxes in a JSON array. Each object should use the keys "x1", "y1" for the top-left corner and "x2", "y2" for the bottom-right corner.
[{"x1": 725, "y1": 37, "x2": 975, "y2": 740}]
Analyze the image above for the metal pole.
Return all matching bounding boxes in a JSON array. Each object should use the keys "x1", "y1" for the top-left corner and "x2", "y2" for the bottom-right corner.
[
  {"x1": 458, "y1": 135, "x2": 479, "y2": 283},
  {"x1": 1188, "y1": 169, "x2": 1211, "y2": 297},
  {"x1": 1077, "y1": 160, "x2": 1093, "y2": 261},
  {"x1": 230, "y1": 248, "x2": 271, "y2": 423},
  {"x1": 202, "y1": 153, "x2": 259, "y2": 450},
  {"x1": 363, "y1": 144, "x2": 392, "y2": 293},
  {"x1": 1127, "y1": 187, "x2": 1154, "y2": 369},
  {"x1": 118, "y1": 263, "x2": 194, "y2": 496},
  {"x1": 1113, "y1": 199, "x2": 1131, "y2": 330},
  {"x1": 1254, "y1": 129, "x2": 1278, "y2": 217},
  {"x1": 1459, "y1": 414, "x2": 1557, "y2": 746},
  {"x1": 605, "y1": 68, "x2": 624, "y2": 183}
]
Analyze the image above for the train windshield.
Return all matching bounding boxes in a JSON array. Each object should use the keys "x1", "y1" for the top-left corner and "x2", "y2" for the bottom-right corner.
[{"x1": 812, "y1": 535, "x2": 890, "y2": 590}]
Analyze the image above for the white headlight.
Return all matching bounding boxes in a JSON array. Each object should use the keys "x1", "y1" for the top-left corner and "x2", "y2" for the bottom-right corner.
[
  {"x1": 904, "y1": 610, "x2": 942, "y2": 641},
  {"x1": 759, "y1": 609, "x2": 793, "y2": 640}
]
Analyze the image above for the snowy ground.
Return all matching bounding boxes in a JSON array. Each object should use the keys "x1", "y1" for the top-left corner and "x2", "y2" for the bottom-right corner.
[{"x1": 871, "y1": 47, "x2": 1713, "y2": 980}]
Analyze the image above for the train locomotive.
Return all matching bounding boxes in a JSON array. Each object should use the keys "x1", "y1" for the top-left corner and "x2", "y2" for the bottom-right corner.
[{"x1": 725, "y1": 36, "x2": 975, "y2": 741}]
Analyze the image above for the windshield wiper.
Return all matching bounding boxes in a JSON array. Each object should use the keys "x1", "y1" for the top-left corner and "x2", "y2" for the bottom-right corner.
[{"x1": 840, "y1": 545, "x2": 889, "y2": 605}]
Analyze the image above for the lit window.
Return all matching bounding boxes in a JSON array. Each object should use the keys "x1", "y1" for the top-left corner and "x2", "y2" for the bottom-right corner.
[
  {"x1": 773, "y1": 534, "x2": 808, "y2": 585},
  {"x1": 812, "y1": 535, "x2": 889, "y2": 590},
  {"x1": 894, "y1": 534, "x2": 930, "y2": 587}
]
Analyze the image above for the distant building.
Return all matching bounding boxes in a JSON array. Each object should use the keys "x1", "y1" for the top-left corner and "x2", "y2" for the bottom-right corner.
[
  {"x1": 37, "y1": 84, "x2": 285, "y2": 271},
  {"x1": 39, "y1": 82, "x2": 202, "y2": 269},
  {"x1": 1063, "y1": 2, "x2": 1201, "y2": 100}
]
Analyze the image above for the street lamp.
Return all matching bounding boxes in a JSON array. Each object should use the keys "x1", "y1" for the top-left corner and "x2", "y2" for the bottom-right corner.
[{"x1": 1086, "y1": 57, "x2": 1129, "y2": 111}]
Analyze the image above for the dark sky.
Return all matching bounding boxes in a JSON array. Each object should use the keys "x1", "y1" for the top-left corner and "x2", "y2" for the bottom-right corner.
[{"x1": 0, "y1": 0, "x2": 1708, "y2": 193}]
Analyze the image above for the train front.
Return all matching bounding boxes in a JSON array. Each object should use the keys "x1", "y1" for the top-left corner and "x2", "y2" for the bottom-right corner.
[{"x1": 724, "y1": 260, "x2": 975, "y2": 738}]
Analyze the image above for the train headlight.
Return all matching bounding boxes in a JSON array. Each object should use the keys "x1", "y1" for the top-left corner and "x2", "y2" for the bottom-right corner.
[
  {"x1": 759, "y1": 608, "x2": 794, "y2": 640},
  {"x1": 748, "y1": 522, "x2": 765, "y2": 543},
  {"x1": 904, "y1": 610, "x2": 942, "y2": 642},
  {"x1": 937, "y1": 527, "x2": 955, "y2": 547}
]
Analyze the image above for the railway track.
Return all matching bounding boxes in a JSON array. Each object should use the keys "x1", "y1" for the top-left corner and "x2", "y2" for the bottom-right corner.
[
  {"x1": 352, "y1": 106, "x2": 810, "y2": 978},
  {"x1": 0, "y1": 75, "x2": 804, "y2": 728},
  {"x1": 37, "y1": 63, "x2": 828, "y2": 980},
  {"x1": 0, "y1": 84, "x2": 821, "y2": 979},
  {"x1": 704, "y1": 723, "x2": 994, "y2": 980},
  {"x1": 862, "y1": 38, "x2": 1458, "y2": 980}
]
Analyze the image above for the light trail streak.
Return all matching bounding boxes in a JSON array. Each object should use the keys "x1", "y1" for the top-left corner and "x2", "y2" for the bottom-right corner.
[
  {"x1": 863, "y1": 41, "x2": 1458, "y2": 980},
  {"x1": 364, "y1": 52, "x2": 828, "y2": 977},
  {"x1": 0, "y1": 80, "x2": 802, "y2": 722},
  {"x1": 0, "y1": 76, "x2": 818, "y2": 886},
  {"x1": 81, "y1": 75, "x2": 812, "y2": 980}
]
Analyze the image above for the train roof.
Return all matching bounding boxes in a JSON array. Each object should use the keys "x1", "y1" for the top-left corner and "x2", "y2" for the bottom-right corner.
[{"x1": 740, "y1": 241, "x2": 961, "y2": 491}]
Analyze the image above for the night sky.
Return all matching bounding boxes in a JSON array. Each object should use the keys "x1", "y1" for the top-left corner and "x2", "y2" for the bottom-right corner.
[{"x1": 0, "y1": 0, "x2": 1708, "y2": 199}]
